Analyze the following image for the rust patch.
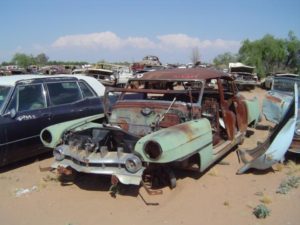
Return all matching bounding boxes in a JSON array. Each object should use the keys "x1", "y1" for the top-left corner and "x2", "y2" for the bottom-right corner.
[
  {"x1": 265, "y1": 95, "x2": 282, "y2": 103},
  {"x1": 223, "y1": 110, "x2": 237, "y2": 140},
  {"x1": 117, "y1": 119, "x2": 129, "y2": 131},
  {"x1": 57, "y1": 166, "x2": 73, "y2": 175},
  {"x1": 159, "y1": 113, "x2": 180, "y2": 128},
  {"x1": 171, "y1": 122, "x2": 198, "y2": 141}
]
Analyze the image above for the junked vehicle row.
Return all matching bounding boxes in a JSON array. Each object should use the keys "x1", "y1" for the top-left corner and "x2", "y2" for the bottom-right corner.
[{"x1": 0, "y1": 67, "x2": 298, "y2": 194}]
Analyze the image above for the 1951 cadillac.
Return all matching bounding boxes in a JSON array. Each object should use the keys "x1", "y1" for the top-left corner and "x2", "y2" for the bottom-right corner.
[{"x1": 40, "y1": 68, "x2": 260, "y2": 188}]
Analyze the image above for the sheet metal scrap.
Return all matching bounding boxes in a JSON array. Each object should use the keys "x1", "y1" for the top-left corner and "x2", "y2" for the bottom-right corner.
[{"x1": 237, "y1": 84, "x2": 298, "y2": 174}]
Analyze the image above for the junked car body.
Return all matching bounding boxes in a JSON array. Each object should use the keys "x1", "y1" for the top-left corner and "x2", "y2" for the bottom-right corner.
[
  {"x1": 238, "y1": 84, "x2": 298, "y2": 173},
  {"x1": 229, "y1": 62, "x2": 258, "y2": 90},
  {"x1": 72, "y1": 68, "x2": 117, "y2": 87},
  {"x1": 41, "y1": 68, "x2": 260, "y2": 188},
  {"x1": 262, "y1": 75, "x2": 300, "y2": 153}
]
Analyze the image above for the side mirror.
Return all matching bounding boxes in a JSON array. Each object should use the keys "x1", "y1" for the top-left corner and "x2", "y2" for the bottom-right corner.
[{"x1": 3, "y1": 108, "x2": 17, "y2": 119}]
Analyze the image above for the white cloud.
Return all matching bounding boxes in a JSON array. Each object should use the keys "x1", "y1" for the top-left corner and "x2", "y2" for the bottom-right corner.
[
  {"x1": 49, "y1": 31, "x2": 241, "y2": 62},
  {"x1": 52, "y1": 31, "x2": 122, "y2": 49},
  {"x1": 157, "y1": 34, "x2": 240, "y2": 50},
  {"x1": 157, "y1": 34, "x2": 201, "y2": 48},
  {"x1": 51, "y1": 31, "x2": 240, "y2": 51},
  {"x1": 125, "y1": 37, "x2": 156, "y2": 49}
]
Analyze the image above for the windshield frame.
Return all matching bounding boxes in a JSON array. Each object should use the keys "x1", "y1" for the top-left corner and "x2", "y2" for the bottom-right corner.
[
  {"x1": 272, "y1": 77, "x2": 300, "y2": 93},
  {"x1": 0, "y1": 85, "x2": 13, "y2": 114}
]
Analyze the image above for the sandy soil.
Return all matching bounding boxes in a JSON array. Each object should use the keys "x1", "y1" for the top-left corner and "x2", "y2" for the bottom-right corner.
[{"x1": 0, "y1": 87, "x2": 300, "y2": 225}]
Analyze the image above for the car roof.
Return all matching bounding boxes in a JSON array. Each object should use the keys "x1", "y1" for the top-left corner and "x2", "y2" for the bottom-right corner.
[
  {"x1": 0, "y1": 74, "x2": 105, "y2": 96},
  {"x1": 132, "y1": 68, "x2": 229, "y2": 81},
  {"x1": 274, "y1": 74, "x2": 299, "y2": 78},
  {"x1": 0, "y1": 74, "x2": 53, "y2": 86}
]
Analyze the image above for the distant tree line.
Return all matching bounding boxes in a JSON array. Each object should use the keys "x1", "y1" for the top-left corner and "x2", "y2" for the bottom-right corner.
[
  {"x1": 1, "y1": 53, "x2": 88, "y2": 68},
  {"x1": 213, "y1": 31, "x2": 300, "y2": 78}
]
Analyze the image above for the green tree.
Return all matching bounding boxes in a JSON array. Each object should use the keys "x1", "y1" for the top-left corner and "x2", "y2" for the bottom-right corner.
[
  {"x1": 11, "y1": 53, "x2": 35, "y2": 68},
  {"x1": 213, "y1": 52, "x2": 238, "y2": 69},
  {"x1": 238, "y1": 32, "x2": 300, "y2": 77},
  {"x1": 35, "y1": 53, "x2": 49, "y2": 65},
  {"x1": 285, "y1": 31, "x2": 300, "y2": 73}
]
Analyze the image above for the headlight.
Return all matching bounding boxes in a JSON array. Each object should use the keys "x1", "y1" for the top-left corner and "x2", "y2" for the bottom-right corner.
[
  {"x1": 295, "y1": 122, "x2": 300, "y2": 136},
  {"x1": 143, "y1": 140, "x2": 162, "y2": 160},
  {"x1": 53, "y1": 146, "x2": 65, "y2": 161},
  {"x1": 125, "y1": 155, "x2": 142, "y2": 173}
]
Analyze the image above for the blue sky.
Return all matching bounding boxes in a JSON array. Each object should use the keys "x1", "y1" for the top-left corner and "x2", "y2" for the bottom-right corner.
[{"x1": 0, "y1": 0, "x2": 299, "y2": 64}]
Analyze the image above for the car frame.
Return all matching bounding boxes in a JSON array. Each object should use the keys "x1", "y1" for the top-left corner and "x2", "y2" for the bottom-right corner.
[{"x1": 41, "y1": 68, "x2": 260, "y2": 188}]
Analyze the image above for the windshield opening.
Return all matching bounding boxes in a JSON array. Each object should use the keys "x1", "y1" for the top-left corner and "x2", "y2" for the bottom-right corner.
[
  {"x1": 273, "y1": 78, "x2": 300, "y2": 92},
  {"x1": 119, "y1": 80, "x2": 203, "y2": 103}
]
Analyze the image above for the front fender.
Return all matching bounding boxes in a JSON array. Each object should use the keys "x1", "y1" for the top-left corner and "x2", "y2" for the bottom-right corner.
[
  {"x1": 40, "y1": 114, "x2": 104, "y2": 148},
  {"x1": 134, "y1": 118, "x2": 213, "y2": 163}
]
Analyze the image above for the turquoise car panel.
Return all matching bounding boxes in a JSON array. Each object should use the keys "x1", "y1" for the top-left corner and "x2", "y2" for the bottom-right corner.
[
  {"x1": 40, "y1": 114, "x2": 104, "y2": 148},
  {"x1": 244, "y1": 97, "x2": 260, "y2": 125}
]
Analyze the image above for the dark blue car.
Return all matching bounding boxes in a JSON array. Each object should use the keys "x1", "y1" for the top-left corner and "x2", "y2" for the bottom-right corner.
[{"x1": 0, "y1": 74, "x2": 109, "y2": 166}]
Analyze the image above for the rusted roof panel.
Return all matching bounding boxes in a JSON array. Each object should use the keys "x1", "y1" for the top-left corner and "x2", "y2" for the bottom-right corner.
[{"x1": 135, "y1": 68, "x2": 228, "y2": 81}]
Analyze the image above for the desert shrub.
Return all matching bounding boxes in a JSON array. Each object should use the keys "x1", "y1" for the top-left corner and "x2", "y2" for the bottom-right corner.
[
  {"x1": 253, "y1": 204, "x2": 271, "y2": 219},
  {"x1": 276, "y1": 176, "x2": 300, "y2": 194}
]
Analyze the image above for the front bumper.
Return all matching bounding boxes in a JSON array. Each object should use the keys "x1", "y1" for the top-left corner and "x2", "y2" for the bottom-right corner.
[{"x1": 52, "y1": 145, "x2": 145, "y2": 185}]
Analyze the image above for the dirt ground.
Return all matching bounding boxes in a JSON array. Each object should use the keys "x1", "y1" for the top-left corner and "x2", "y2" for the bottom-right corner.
[{"x1": 0, "y1": 87, "x2": 300, "y2": 225}]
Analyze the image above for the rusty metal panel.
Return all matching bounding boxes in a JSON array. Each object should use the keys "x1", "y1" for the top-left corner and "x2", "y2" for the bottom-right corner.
[{"x1": 133, "y1": 68, "x2": 229, "y2": 81}]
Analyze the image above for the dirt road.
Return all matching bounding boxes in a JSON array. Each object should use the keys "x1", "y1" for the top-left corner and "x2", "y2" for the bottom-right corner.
[{"x1": 0, "y1": 88, "x2": 299, "y2": 225}]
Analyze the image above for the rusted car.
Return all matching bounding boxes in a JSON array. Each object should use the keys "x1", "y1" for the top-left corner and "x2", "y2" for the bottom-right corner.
[
  {"x1": 131, "y1": 55, "x2": 163, "y2": 74},
  {"x1": 229, "y1": 62, "x2": 258, "y2": 90},
  {"x1": 40, "y1": 68, "x2": 260, "y2": 188}
]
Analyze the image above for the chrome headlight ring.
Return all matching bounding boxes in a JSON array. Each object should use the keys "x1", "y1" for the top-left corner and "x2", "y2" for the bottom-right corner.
[
  {"x1": 53, "y1": 146, "x2": 65, "y2": 161},
  {"x1": 125, "y1": 155, "x2": 142, "y2": 173}
]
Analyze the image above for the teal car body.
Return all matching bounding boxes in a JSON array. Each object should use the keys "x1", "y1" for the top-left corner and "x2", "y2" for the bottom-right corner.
[{"x1": 41, "y1": 68, "x2": 260, "y2": 187}]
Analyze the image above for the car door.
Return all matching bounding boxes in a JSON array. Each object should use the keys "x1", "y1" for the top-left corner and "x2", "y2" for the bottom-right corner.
[
  {"x1": 217, "y1": 78, "x2": 237, "y2": 140},
  {"x1": 0, "y1": 83, "x2": 51, "y2": 166},
  {"x1": 46, "y1": 80, "x2": 103, "y2": 125},
  {"x1": 77, "y1": 80, "x2": 104, "y2": 117},
  {"x1": 225, "y1": 78, "x2": 248, "y2": 132},
  {"x1": 46, "y1": 81, "x2": 82, "y2": 124}
]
